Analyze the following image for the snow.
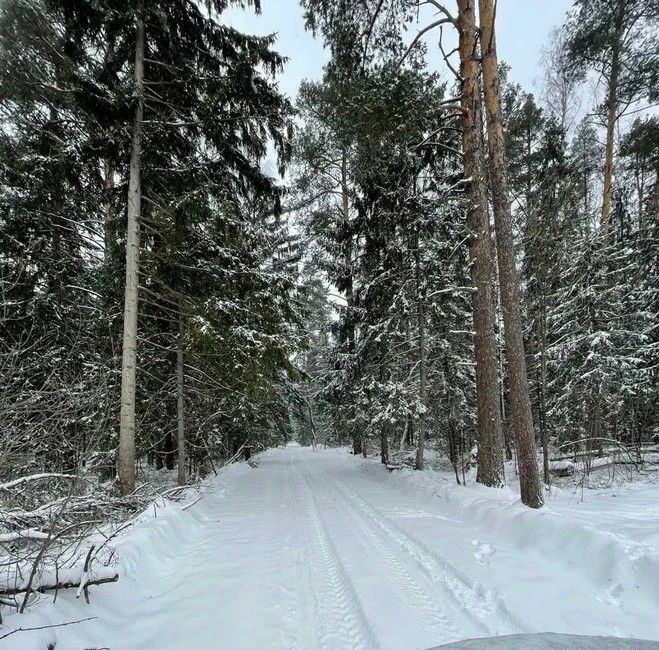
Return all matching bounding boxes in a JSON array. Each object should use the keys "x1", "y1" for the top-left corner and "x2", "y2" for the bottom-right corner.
[
  {"x1": 0, "y1": 473, "x2": 78, "y2": 491},
  {"x1": 433, "y1": 633, "x2": 659, "y2": 649},
  {"x1": 2, "y1": 447, "x2": 658, "y2": 649},
  {"x1": 547, "y1": 483, "x2": 659, "y2": 549},
  {"x1": 0, "y1": 528, "x2": 49, "y2": 543}
]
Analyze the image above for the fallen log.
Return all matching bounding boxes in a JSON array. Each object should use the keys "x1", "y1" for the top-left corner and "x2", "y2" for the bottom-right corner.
[{"x1": 0, "y1": 574, "x2": 118, "y2": 598}]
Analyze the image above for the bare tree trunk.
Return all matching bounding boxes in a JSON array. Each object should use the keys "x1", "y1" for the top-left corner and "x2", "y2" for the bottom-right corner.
[
  {"x1": 634, "y1": 167, "x2": 645, "y2": 227},
  {"x1": 307, "y1": 397, "x2": 317, "y2": 449},
  {"x1": 380, "y1": 424, "x2": 389, "y2": 465},
  {"x1": 479, "y1": 0, "x2": 543, "y2": 507},
  {"x1": 380, "y1": 349, "x2": 390, "y2": 465},
  {"x1": 403, "y1": 312, "x2": 416, "y2": 449},
  {"x1": 539, "y1": 300, "x2": 550, "y2": 485},
  {"x1": 177, "y1": 307, "x2": 186, "y2": 486},
  {"x1": 414, "y1": 233, "x2": 427, "y2": 470},
  {"x1": 651, "y1": 173, "x2": 659, "y2": 226},
  {"x1": 497, "y1": 286, "x2": 512, "y2": 461},
  {"x1": 601, "y1": 0, "x2": 623, "y2": 239},
  {"x1": 457, "y1": 0, "x2": 505, "y2": 488},
  {"x1": 342, "y1": 150, "x2": 362, "y2": 457},
  {"x1": 117, "y1": 0, "x2": 145, "y2": 496}
]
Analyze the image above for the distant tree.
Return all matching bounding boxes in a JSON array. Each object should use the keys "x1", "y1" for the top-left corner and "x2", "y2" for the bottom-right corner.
[
  {"x1": 620, "y1": 117, "x2": 659, "y2": 227},
  {"x1": 540, "y1": 29, "x2": 581, "y2": 135},
  {"x1": 564, "y1": 0, "x2": 659, "y2": 238}
]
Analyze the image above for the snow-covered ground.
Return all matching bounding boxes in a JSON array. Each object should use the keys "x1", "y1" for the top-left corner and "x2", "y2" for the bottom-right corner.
[{"x1": 3, "y1": 446, "x2": 658, "y2": 649}]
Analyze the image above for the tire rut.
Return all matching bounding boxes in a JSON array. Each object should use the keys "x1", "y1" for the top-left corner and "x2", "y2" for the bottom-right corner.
[
  {"x1": 319, "y1": 464, "x2": 520, "y2": 635},
  {"x1": 283, "y1": 458, "x2": 322, "y2": 650},
  {"x1": 292, "y1": 460, "x2": 378, "y2": 650},
  {"x1": 302, "y1": 464, "x2": 463, "y2": 644}
]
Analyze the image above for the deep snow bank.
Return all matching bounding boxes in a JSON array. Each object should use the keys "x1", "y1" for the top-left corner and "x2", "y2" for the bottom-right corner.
[
  {"x1": 0, "y1": 457, "x2": 257, "y2": 648},
  {"x1": 372, "y1": 457, "x2": 659, "y2": 627}
]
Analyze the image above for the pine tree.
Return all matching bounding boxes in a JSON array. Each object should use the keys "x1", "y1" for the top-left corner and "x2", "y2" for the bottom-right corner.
[
  {"x1": 564, "y1": 0, "x2": 659, "y2": 237},
  {"x1": 479, "y1": 0, "x2": 543, "y2": 507},
  {"x1": 457, "y1": 0, "x2": 505, "y2": 487},
  {"x1": 0, "y1": 0, "x2": 299, "y2": 483}
]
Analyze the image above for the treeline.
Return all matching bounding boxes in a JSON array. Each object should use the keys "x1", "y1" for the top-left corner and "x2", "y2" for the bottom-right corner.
[
  {"x1": 0, "y1": 0, "x2": 657, "y2": 509},
  {"x1": 0, "y1": 0, "x2": 308, "y2": 494},
  {"x1": 293, "y1": 0, "x2": 658, "y2": 506}
]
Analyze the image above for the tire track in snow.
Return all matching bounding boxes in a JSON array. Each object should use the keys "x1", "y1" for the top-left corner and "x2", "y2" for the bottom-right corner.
[
  {"x1": 266, "y1": 460, "x2": 311, "y2": 650},
  {"x1": 302, "y1": 462, "x2": 463, "y2": 645},
  {"x1": 320, "y1": 464, "x2": 520, "y2": 636},
  {"x1": 292, "y1": 458, "x2": 378, "y2": 650},
  {"x1": 283, "y1": 454, "x2": 323, "y2": 650}
]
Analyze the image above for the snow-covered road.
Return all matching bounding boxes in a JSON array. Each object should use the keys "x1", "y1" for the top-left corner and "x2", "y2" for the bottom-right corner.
[{"x1": 6, "y1": 446, "x2": 659, "y2": 649}]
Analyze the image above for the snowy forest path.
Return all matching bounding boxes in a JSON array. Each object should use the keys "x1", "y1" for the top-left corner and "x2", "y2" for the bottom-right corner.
[{"x1": 9, "y1": 446, "x2": 659, "y2": 650}]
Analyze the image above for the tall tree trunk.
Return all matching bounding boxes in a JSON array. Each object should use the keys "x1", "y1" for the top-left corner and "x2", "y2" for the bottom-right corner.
[
  {"x1": 479, "y1": 0, "x2": 543, "y2": 507},
  {"x1": 651, "y1": 173, "x2": 659, "y2": 226},
  {"x1": 307, "y1": 397, "x2": 317, "y2": 448},
  {"x1": 414, "y1": 232, "x2": 427, "y2": 470},
  {"x1": 342, "y1": 150, "x2": 361, "y2": 456},
  {"x1": 539, "y1": 300, "x2": 550, "y2": 485},
  {"x1": 457, "y1": 0, "x2": 505, "y2": 488},
  {"x1": 601, "y1": 0, "x2": 623, "y2": 239},
  {"x1": 380, "y1": 423, "x2": 389, "y2": 465},
  {"x1": 404, "y1": 314, "x2": 415, "y2": 449},
  {"x1": 177, "y1": 306, "x2": 186, "y2": 486},
  {"x1": 379, "y1": 347, "x2": 390, "y2": 465},
  {"x1": 117, "y1": 0, "x2": 145, "y2": 496}
]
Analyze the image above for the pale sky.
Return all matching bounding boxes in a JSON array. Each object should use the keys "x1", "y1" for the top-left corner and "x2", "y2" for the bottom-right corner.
[{"x1": 225, "y1": 0, "x2": 575, "y2": 102}]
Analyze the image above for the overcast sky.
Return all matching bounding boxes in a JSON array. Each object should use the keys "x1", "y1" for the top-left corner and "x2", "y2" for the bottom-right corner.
[{"x1": 225, "y1": 0, "x2": 575, "y2": 101}]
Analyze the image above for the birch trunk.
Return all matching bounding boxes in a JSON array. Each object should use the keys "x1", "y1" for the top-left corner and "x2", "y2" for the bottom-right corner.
[
  {"x1": 117, "y1": 0, "x2": 145, "y2": 496},
  {"x1": 479, "y1": 0, "x2": 543, "y2": 507},
  {"x1": 457, "y1": 0, "x2": 505, "y2": 488}
]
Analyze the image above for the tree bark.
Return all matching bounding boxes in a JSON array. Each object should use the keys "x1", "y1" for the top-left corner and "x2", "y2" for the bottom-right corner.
[
  {"x1": 177, "y1": 306, "x2": 186, "y2": 486},
  {"x1": 380, "y1": 423, "x2": 389, "y2": 465},
  {"x1": 457, "y1": 0, "x2": 505, "y2": 488},
  {"x1": 414, "y1": 232, "x2": 427, "y2": 470},
  {"x1": 539, "y1": 299, "x2": 550, "y2": 485},
  {"x1": 601, "y1": 0, "x2": 624, "y2": 239},
  {"x1": 118, "y1": 0, "x2": 145, "y2": 496},
  {"x1": 307, "y1": 397, "x2": 317, "y2": 448},
  {"x1": 342, "y1": 150, "x2": 362, "y2": 456},
  {"x1": 479, "y1": 0, "x2": 543, "y2": 507},
  {"x1": 651, "y1": 173, "x2": 659, "y2": 226}
]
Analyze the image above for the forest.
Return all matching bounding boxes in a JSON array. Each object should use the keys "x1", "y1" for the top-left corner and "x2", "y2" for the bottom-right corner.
[{"x1": 0, "y1": 0, "x2": 657, "y2": 647}]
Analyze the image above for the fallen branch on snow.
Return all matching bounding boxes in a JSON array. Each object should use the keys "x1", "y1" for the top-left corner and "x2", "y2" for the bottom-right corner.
[
  {"x1": 0, "y1": 573, "x2": 118, "y2": 598},
  {"x1": 0, "y1": 528, "x2": 49, "y2": 543},
  {"x1": 0, "y1": 474, "x2": 81, "y2": 491},
  {"x1": 0, "y1": 615, "x2": 97, "y2": 641}
]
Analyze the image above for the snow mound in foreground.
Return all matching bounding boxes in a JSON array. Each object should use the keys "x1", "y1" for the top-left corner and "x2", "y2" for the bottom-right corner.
[{"x1": 383, "y1": 460, "x2": 659, "y2": 629}]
